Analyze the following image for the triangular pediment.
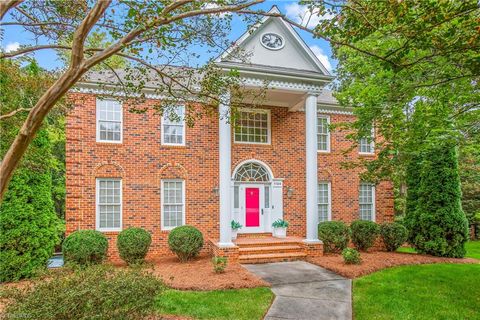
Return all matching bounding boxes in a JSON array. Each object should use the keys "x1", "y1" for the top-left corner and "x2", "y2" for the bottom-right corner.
[{"x1": 217, "y1": 6, "x2": 330, "y2": 75}]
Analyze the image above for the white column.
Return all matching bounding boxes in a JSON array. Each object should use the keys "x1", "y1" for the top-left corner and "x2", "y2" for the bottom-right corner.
[
  {"x1": 305, "y1": 93, "x2": 320, "y2": 243},
  {"x1": 218, "y1": 92, "x2": 234, "y2": 247}
]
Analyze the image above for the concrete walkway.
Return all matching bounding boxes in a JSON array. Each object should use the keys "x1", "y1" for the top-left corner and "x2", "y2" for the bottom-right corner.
[{"x1": 244, "y1": 261, "x2": 352, "y2": 320}]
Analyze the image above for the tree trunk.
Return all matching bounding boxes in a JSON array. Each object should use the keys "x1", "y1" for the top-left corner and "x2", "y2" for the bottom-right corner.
[{"x1": 0, "y1": 67, "x2": 86, "y2": 200}]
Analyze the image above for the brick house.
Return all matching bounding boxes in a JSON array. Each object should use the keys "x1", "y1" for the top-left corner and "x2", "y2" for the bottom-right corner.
[{"x1": 66, "y1": 7, "x2": 394, "y2": 262}]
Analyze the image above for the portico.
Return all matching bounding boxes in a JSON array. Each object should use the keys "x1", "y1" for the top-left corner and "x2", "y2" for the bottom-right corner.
[{"x1": 215, "y1": 6, "x2": 332, "y2": 248}]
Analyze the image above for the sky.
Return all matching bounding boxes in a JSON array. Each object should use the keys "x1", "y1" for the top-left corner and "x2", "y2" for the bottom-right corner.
[{"x1": 1, "y1": 1, "x2": 336, "y2": 73}]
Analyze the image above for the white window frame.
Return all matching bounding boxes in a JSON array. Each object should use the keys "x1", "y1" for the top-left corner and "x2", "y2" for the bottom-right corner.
[
  {"x1": 359, "y1": 128, "x2": 375, "y2": 155},
  {"x1": 161, "y1": 179, "x2": 186, "y2": 230},
  {"x1": 233, "y1": 108, "x2": 271, "y2": 145},
  {"x1": 359, "y1": 182, "x2": 376, "y2": 221},
  {"x1": 318, "y1": 181, "x2": 332, "y2": 222},
  {"x1": 161, "y1": 105, "x2": 186, "y2": 146},
  {"x1": 96, "y1": 98, "x2": 123, "y2": 143},
  {"x1": 317, "y1": 114, "x2": 331, "y2": 153},
  {"x1": 96, "y1": 178, "x2": 122, "y2": 232}
]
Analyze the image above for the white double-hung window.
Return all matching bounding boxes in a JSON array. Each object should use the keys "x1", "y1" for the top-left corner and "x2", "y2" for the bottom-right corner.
[
  {"x1": 359, "y1": 182, "x2": 375, "y2": 221},
  {"x1": 359, "y1": 128, "x2": 375, "y2": 154},
  {"x1": 162, "y1": 106, "x2": 185, "y2": 146},
  {"x1": 161, "y1": 180, "x2": 185, "y2": 230},
  {"x1": 96, "y1": 99, "x2": 122, "y2": 143},
  {"x1": 234, "y1": 108, "x2": 271, "y2": 144},
  {"x1": 96, "y1": 178, "x2": 122, "y2": 231},
  {"x1": 318, "y1": 182, "x2": 331, "y2": 222},
  {"x1": 317, "y1": 115, "x2": 330, "y2": 152}
]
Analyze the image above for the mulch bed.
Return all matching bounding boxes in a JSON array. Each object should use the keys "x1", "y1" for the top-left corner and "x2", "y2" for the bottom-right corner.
[
  {"x1": 144, "y1": 254, "x2": 269, "y2": 290},
  {"x1": 309, "y1": 251, "x2": 479, "y2": 279}
]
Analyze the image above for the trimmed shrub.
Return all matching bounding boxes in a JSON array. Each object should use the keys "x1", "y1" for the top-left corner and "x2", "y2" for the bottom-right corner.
[
  {"x1": 117, "y1": 228, "x2": 152, "y2": 265},
  {"x1": 405, "y1": 141, "x2": 469, "y2": 257},
  {"x1": 350, "y1": 220, "x2": 379, "y2": 251},
  {"x1": 168, "y1": 226, "x2": 204, "y2": 262},
  {"x1": 2, "y1": 265, "x2": 164, "y2": 320},
  {"x1": 62, "y1": 230, "x2": 108, "y2": 266},
  {"x1": 0, "y1": 130, "x2": 63, "y2": 282},
  {"x1": 380, "y1": 222, "x2": 408, "y2": 251},
  {"x1": 342, "y1": 248, "x2": 361, "y2": 265},
  {"x1": 318, "y1": 221, "x2": 350, "y2": 253}
]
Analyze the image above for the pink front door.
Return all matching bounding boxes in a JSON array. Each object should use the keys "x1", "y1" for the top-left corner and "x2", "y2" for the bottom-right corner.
[{"x1": 245, "y1": 187, "x2": 260, "y2": 227}]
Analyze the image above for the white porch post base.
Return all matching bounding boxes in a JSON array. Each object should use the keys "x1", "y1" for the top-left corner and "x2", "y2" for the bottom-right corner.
[
  {"x1": 305, "y1": 93, "x2": 319, "y2": 242},
  {"x1": 303, "y1": 239, "x2": 323, "y2": 244},
  {"x1": 218, "y1": 92, "x2": 233, "y2": 246}
]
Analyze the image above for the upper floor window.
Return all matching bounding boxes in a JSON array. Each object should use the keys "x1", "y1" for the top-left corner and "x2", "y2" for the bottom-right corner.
[
  {"x1": 161, "y1": 180, "x2": 185, "y2": 230},
  {"x1": 359, "y1": 128, "x2": 375, "y2": 154},
  {"x1": 318, "y1": 182, "x2": 331, "y2": 222},
  {"x1": 162, "y1": 106, "x2": 185, "y2": 146},
  {"x1": 97, "y1": 99, "x2": 122, "y2": 143},
  {"x1": 96, "y1": 178, "x2": 122, "y2": 231},
  {"x1": 234, "y1": 109, "x2": 270, "y2": 144},
  {"x1": 317, "y1": 115, "x2": 330, "y2": 152},
  {"x1": 359, "y1": 182, "x2": 375, "y2": 221}
]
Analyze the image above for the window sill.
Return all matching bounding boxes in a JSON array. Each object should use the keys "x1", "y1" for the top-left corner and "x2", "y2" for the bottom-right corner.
[
  {"x1": 358, "y1": 152, "x2": 375, "y2": 156},
  {"x1": 317, "y1": 150, "x2": 331, "y2": 154}
]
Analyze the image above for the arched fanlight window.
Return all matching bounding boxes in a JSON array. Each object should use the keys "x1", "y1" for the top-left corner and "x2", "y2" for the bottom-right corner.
[{"x1": 234, "y1": 162, "x2": 270, "y2": 182}]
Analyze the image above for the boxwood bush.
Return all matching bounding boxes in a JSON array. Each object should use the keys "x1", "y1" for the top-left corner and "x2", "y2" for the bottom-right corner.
[
  {"x1": 168, "y1": 225, "x2": 204, "y2": 262},
  {"x1": 380, "y1": 222, "x2": 408, "y2": 251},
  {"x1": 117, "y1": 228, "x2": 152, "y2": 265},
  {"x1": 350, "y1": 220, "x2": 380, "y2": 251},
  {"x1": 2, "y1": 265, "x2": 164, "y2": 320},
  {"x1": 62, "y1": 230, "x2": 108, "y2": 266},
  {"x1": 318, "y1": 221, "x2": 350, "y2": 253},
  {"x1": 342, "y1": 248, "x2": 361, "y2": 265}
]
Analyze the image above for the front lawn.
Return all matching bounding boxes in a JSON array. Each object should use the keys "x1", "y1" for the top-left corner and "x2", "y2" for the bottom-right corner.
[
  {"x1": 465, "y1": 241, "x2": 480, "y2": 259},
  {"x1": 397, "y1": 240, "x2": 480, "y2": 259},
  {"x1": 156, "y1": 287, "x2": 273, "y2": 320},
  {"x1": 353, "y1": 264, "x2": 480, "y2": 320}
]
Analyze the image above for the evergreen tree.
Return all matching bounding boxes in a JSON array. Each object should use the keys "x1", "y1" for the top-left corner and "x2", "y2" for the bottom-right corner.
[
  {"x1": 408, "y1": 140, "x2": 469, "y2": 257},
  {"x1": 0, "y1": 130, "x2": 63, "y2": 281}
]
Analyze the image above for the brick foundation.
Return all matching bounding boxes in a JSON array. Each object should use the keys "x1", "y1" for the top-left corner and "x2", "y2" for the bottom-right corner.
[{"x1": 209, "y1": 239, "x2": 240, "y2": 263}]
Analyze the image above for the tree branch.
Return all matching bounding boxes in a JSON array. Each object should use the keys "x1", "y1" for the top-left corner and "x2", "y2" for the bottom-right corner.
[
  {"x1": 70, "y1": 0, "x2": 111, "y2": 67},
  {"x1": 0, "y1": 108, "x2": 30, "y2": 120},
  {"x1": 0, "y1": 0, "x2": 23, "y2": 20}
]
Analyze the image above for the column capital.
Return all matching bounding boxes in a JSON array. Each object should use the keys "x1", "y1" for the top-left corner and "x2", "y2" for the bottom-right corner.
[{"x1": 306, "y1": 91, "x2": 321, "y2": 97}]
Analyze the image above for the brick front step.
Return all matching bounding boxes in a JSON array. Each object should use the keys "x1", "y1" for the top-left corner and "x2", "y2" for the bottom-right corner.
[
  {"x1": 235, "y1": 236, "x2": 304, "y2": 248},
  {"x1": 237, "y1": 232, "x2": 273, "y2": 238},
  {"x1": 239, "y1": 252, "x2": 307, "y2": 264},
  {"x1": 239, "y1": 244, "x2": 304, "y2": 255}
]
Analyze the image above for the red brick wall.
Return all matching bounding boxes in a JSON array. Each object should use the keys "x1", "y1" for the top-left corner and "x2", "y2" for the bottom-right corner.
[{"x1": 66, "y1": 93, "x2": 394, "y2": 259}]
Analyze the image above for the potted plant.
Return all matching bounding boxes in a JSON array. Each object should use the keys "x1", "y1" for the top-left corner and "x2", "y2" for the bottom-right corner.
[
  {"x1": 272, "y1": 219, "x2": 289, "y2": 238},
  {"x1": 231, "y1": 220, "x2": 242, "y2": 240}
]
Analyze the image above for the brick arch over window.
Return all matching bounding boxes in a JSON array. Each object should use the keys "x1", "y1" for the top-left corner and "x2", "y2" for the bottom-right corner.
[
  {"x1": 158, "y1": 163, "x2": 188, "y2": 180},
  {"x1": 318, "y1": 169, "x2": 333, "y2": 182},
  {"x1": 93, "y1": 161, "x2": 125, "y2": 178}
]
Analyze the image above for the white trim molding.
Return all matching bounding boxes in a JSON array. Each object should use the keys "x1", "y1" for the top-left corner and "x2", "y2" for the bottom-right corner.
[{"x1": 241, "y1": 76, "x2": 323, "y2": 93}]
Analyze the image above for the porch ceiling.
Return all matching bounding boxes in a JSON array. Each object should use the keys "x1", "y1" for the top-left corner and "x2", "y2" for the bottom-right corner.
[{"x1": 233, "y1": 87, "x2": 307, "y2": 111}]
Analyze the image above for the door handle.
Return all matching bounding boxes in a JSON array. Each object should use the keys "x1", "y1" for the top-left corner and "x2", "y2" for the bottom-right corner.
[{"x1": 261, "y1": 209, "x2": 264, "y2": 215}]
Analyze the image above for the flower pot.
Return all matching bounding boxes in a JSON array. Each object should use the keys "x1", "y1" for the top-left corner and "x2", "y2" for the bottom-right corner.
[
  {"x1": 232, "y1": 229, "x2": 238, "y2": 240},
  {"x1": 273, "y1": 227, "x2": 287, "y2": 238}
]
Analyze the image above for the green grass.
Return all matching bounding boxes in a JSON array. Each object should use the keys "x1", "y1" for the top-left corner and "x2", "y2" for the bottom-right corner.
[
  {"x1": 396, "y1": 241, "x2": 480, "y2": 259},
  {"x1": 353, "y1": 264, "x2": 480, "y2": 320},
  {"x1": 156, "y1": 287, "x2": 273, "y2": 320},
  {"x1": 465, "y1": 241, "x2": 480, "y2": 259}
]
